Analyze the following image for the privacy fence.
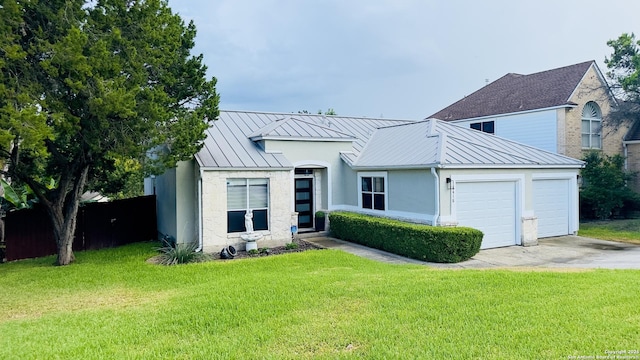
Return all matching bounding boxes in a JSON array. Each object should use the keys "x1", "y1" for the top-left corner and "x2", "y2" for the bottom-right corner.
[{"x1": 3, "y1": 195, "x2": 157, "y2": 261}]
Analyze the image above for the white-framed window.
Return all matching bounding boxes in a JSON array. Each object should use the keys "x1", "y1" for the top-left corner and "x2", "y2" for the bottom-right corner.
[
  {"x1": 358, "y1": 172, "x2": 387, "y2": 211},
  {"x1": 227, "y1": 178, "x2": 269, "y2": 233},
  {"x1": 581, "y1": 102, "x2": 602, "y2": 149}
]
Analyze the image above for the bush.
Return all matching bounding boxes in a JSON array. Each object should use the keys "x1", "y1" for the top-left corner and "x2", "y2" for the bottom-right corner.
[
  {"x1": 580, "y1": 151, "x2": 639, "y2": 220},
  {"x1": 156, "y1": 242, "x2": 210, "y2": 265},
  {"x1": 328, "y1": 212, "x2": 483, "y2": 263}
]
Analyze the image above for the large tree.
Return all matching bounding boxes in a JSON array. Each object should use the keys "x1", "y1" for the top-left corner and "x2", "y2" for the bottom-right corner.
[
  {"x1": 605, "y1": 33, "x2": 640, "y2": 126},
  {"x1": 0, "y1": 0, "x2": 219, "y2": 265}
]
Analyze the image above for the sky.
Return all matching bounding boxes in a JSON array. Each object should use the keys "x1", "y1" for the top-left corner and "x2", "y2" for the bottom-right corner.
[{"x1": 167, "y1": 0, "x2": 640, "y2": 120}]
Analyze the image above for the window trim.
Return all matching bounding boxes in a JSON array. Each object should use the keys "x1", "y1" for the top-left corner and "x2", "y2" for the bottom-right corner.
[
  {"x1": 581, "y1": 102, "x2": 602, "y2": 150},
  {"x1": 357, "y1": 171, "x2": 388, "y2": 211},
  {"x1": 226, "y1": 178, "x2": 270, "y2": 233}
]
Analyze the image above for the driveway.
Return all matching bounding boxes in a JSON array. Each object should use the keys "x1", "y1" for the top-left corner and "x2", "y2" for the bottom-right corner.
[{"x1": 304, "y1": 235, "x2": 640, "y2": 269}]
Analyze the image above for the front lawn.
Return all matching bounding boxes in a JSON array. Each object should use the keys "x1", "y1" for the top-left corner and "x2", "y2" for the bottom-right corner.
[
  {"x1": 579, "y1": 218, "x2": 640, "y2": 244},
  {"x1": 1, "y1": 242, "x2": 638, "y2": 359}
]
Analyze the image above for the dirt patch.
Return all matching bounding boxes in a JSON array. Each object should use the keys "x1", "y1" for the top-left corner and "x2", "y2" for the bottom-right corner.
[{"x1": 580, "y1": 242, "x2": 629, "y2": 251}]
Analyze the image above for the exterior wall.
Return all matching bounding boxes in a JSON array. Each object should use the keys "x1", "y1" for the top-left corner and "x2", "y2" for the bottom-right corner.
[
  {"x1": 627, "y1": 142, "x2": 640, "y2": 192},
  {"x1": 332, "y1": 168, "x2": 438, "y2": 225},
  {"x1": 564, "y1": 66, "x2": 628, "y2": 159},
  {"x1": 452, "y1": 110, "x2": 558, "y2": 153},
  {"x1": 264, "y1": 140, "x2": 352, "y2": 210},
  {"x1": 200, "y1": 169, "x2": 292, "y2": 253}
]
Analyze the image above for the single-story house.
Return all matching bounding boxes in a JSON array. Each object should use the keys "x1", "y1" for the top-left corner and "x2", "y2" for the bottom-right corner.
[{"x1": 147, "y1": 110, "x2": 583, "y2": 252}]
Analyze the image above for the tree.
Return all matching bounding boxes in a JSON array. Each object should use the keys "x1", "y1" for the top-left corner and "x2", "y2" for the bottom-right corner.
[
  {"x1": 580, "y1": 151, "x2": 638, "y2": 219},
  {"x1": 605, "y1": 33, "x2": 640, "y2": 126},
  {"x1": 0, "y1": 0, "x2": 219, "y2": 265}
]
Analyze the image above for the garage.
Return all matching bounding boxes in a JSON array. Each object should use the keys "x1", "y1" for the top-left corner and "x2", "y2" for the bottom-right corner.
[
  {"x1": 456, "y1": 181, "x2": 518, "y2": 249},
  {"x1": 533, "y1": 179, "x2": 570, "y2": 238}
]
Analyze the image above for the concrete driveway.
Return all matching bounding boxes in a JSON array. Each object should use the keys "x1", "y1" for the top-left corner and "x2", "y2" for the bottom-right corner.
[{"x1": 305, "y1": 235, "x2": 640, "y2": 269}]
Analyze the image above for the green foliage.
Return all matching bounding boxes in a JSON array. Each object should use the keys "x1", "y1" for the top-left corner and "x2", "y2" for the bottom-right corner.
[
  {"x1": 258, "y1": 247, "x2": 271, "y2": 255},
  {"x1": 247, "y1": 249, "x2": 259, "y2": 256},
  {"x1": 156, "y1": 242, "x2": 209, "y2": 265},
  {"x1": 605, "y1": 33, "x2": 640, "y2": 126},
  {"x1": 285, "y1": 242, "x2": 299, "y2": 250},
  {"x1": 580, "y1": 151, "x2": 639, "y2": 219},
  {"x1": 0, "y1": 0, "x2": 219, "y2": 264},
  {"x1": 329, "y1": 211, "x2": 483, "y2": 263},
  {"x1": 314, "y1": 210, "x2": 326, "y2": 218}
]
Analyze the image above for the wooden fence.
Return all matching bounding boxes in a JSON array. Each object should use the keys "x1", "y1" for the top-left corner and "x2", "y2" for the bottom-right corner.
[{"x1": 3, "y1": 195, "x2": 157, "y2": 261}]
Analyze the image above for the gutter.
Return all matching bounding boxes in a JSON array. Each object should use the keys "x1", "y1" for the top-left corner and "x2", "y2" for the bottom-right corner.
[{"x1": 431, "y1": 168, "x2": 440, "y2": 226}]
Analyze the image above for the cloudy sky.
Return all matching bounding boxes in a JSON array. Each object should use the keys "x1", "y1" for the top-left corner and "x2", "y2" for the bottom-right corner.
[{"x1": 168, "y1": 0, "x2": 640, "y2": 119}]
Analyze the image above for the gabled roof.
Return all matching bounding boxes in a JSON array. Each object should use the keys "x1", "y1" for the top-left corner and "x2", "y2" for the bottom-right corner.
[
  {"x1": 429, "y1": 61, "x2": 597, "y2": 121},
  {"x1": 195, "y1": 110, "x2": 411, "y2": 169},
  {"x1": 344, "y1": 119, "x2": 584, "y2": 169},
  {"x1": 624, "y1": 120, "x2": 640, "y2": 142},
  {"x1": 248, "y1": 116, "x2": 355, "y2": 141}
]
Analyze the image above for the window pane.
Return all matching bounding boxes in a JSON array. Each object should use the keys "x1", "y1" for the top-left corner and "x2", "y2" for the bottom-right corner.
[
  {"x1": 470, "y1": 123, "x2": 481, "y2": 131},
  {"x1": 296, "y1": 203, "x2": 310, "y2": 212},
  {"x1": 592, "y1": 134, "x2": 601, "y2": 149},
  {"x1": 299, "y1": 215, "x2": 311, "y2": 224},
  {"x1": 362, "y1": 193, "x2": 372, "y2": 209},
  {"x1": 253, "y1": 209, "x2": 268, "y2": 231},
  {"x1": 362, "y1": 177, "x2": 372, "y2": 192},
  {"x1": 227, "y1": 181, "x2": 246, "y2": 210},
  {"x1": 374, "y1": 194, "x2": 385, "y2": 210},
  {"x1": 296, "y1": 192, "x2": 310, "y2": 200},
  {"x1": 227, "y1": 210, "x2": 245, "y2": 233},
  {"x1": 582, "y1": 134, "x2": 590, "y2": 148},
  {"x1": 373, "y1": 177, "x2": 384, "y2": 193},
  {"x1": 249, "y1": 181, "x2": 268, "y2": 208},
  {"x1": 483, "y1": 121, "x2": 494, "y2": 134},
  {"x1": 591, "y1": 120, "x2": 601, "y2": 133},
  {"x1": 581, "y1": 120, "x2": 590, "y2": 133}
]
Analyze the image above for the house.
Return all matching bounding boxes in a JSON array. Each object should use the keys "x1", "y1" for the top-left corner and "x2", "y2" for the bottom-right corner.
[
  {"x1": 429, "y1": 61, "x2": 631, "y2": 164},
  {"x1": 148, "y1": 110, "x2": 583, "y2": 252},
  {"x1": 624, "y1": 121, "x2": 640, "y2": 191}
]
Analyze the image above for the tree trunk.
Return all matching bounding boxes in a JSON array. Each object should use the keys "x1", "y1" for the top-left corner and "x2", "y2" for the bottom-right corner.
[{"x1": 43, "y1": 165, "x2": 89, "y2": 266}]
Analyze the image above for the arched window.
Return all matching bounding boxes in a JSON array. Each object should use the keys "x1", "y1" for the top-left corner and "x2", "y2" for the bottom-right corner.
[{"x1": 581, "y1": 102, "x2": 602, "y2": 149}]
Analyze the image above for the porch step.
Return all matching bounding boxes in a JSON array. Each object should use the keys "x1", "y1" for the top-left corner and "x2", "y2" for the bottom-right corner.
[{"x1": 296, "y1": 230, "x2": 329, "y2": 239}]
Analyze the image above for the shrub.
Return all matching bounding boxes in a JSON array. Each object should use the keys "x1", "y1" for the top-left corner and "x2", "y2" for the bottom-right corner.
[
  {"x1": 156, "y1": 242, "x2": 210, "y2": 265},
  {"x1": 580, "y1": 151, "x2": 639, "y2": 220},
  {"x1": 285, "y1": 242, "x2": 299, "y2": 250},
  {"x1": 328, "y1": 212, "x2": 483, "y2": 263}
]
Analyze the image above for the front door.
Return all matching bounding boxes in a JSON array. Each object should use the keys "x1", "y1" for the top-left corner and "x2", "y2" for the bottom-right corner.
[{"x1": 295, "y1": 178, "x2": 314, "y2": 228}]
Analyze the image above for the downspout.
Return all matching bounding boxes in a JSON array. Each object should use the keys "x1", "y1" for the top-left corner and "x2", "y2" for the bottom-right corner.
[
  {"x1": 196, "y1": 169, "x2": 204, "y2": 252},
  {"x1": 431, "y1": 167, "x2": 440, "y2": 226}
]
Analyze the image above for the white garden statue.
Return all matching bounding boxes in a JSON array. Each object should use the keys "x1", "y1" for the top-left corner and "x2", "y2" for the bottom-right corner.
[{"x1": 241, "y1": 210, "x2": 262, "y2": 249}]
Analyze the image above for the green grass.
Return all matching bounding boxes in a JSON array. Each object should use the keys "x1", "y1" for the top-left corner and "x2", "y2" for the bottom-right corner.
[
  {"x1": 579, "y1": 218, "x2": 640, "y2": 244},
  {"x1": 1, "y1": 242, "x2": 639, "y2": 359}
]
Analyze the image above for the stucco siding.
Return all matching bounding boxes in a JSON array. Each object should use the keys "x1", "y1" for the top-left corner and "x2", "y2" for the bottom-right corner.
[
  {"x1": 200, "y1": 169, "x2": 292, "y2": 252},
  {"x1": 154, "y1": 167, "x2": 177, "y2": 241},
  {"x1": 175, "y1": 161, "x2": 196, "y2": 244},
  {"x1": 388, "y1": 170, "x2": 435, "y2": 214}
]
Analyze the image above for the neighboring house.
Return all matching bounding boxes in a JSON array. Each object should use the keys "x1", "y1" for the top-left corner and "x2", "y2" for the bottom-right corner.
[
  {"x1": 624, "y1": 121, "x2": 640, "y2": 191},
  {"x1": 148, "y1": 110, "x2": 583, "y2": 252},
  {"x1": 429, "y1": 61, "x2": 630, "y2": 164}
]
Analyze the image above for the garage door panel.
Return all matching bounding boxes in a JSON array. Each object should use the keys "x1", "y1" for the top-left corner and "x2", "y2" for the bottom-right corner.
[
  {"x1": 456, "y1": 181, "x2": 517, "y2": 249},
  {"x1": 533, "y1": 179, "x2": 570, "y2": 238}
]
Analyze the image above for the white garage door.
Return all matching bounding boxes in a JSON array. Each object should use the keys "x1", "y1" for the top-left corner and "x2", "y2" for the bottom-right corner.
[
  {"x1": 533, "y1": 179, "x2": 570, "y2": 238},
  {"x1": 456, "y1": 181, "x2": 517, "y2": 249}
]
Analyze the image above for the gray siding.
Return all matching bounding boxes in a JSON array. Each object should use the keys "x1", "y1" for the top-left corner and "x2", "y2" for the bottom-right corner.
[{"x1": 388, "y1": 170, "x2": 435, "y2": 214}]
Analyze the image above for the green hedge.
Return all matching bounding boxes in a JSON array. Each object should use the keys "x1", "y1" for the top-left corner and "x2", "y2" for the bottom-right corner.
[{"x1": 329, "y1": 211, "x2": 483, "y2": 263}]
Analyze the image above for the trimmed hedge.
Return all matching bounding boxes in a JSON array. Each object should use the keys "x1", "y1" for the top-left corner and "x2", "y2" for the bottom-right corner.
[{"x1": 329, "y1": 211, "x2": 483, "y2": 263}]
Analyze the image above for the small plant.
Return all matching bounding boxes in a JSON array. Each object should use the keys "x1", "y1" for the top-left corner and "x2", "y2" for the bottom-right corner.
[
  {"x1": 156, "y1": 242, "x2": 210, "y2": 265},
  {"x1": 285, "y1": 242, "x2": 299, "y2": 250},
  {"x1": 259, "y1": 247, "x2": 270, "y2": 255},
  {"x1": 315, "y1": 210, "x2": 326, "y2": 218},
  {"x1": 247, "y1": 249, "x2": 259, "y2": 256}
]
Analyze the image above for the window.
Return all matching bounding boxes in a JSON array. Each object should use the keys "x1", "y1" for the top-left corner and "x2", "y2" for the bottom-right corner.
[
  {"x1": 227, "y1": 178, "x2": 269, "y2": 233},
  {"x1": 470, "y1": 121, "x2": 495, "y2": 134},
  {"x1": 360, "y1": 174, "x2": 386, "y2": 211},
  {"x1": 581, "y1": 102, "x2": 602, "y2": 149}
]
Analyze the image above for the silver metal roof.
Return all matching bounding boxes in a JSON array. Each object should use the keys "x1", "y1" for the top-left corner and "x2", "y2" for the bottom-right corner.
[
  {"x1": 347, "y1": 119, "x2": 585, "y2": 169},
  {"x1": 195, "y1": 110, "x2": 411, "y2": 169}
]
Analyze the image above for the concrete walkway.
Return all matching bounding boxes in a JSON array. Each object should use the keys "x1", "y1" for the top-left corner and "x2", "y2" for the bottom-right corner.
[{"x1": 304, "y1": 235, "x2": 640, "y2": 269}]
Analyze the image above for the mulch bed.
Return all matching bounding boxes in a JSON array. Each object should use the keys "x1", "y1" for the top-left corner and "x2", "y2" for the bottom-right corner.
[{"x1": 215, "y1": 238, "x2": 324, "y2": 260}]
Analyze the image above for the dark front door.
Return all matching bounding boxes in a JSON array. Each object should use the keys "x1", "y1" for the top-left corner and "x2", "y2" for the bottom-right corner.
[{"x1": 295, "y1": 178, "x2": 313, "y2": 228}]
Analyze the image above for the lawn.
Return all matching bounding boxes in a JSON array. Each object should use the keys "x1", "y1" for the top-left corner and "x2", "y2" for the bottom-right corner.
[
  {"x1": 1, "y1": 242, "x2": 639, "y2": 359},
  {"x1": 579, "y1": 218, "x2": 640, "y2": 244}
]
